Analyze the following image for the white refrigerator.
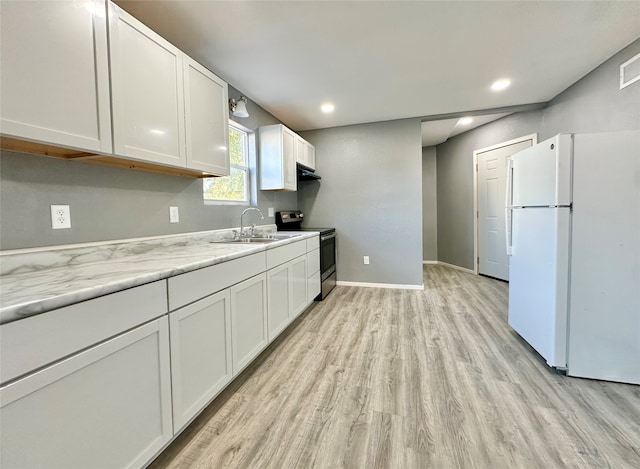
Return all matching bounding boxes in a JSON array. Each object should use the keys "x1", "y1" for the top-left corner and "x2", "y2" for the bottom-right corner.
[{"x1": 506, "y1": 130, "x2": 640, "y2": 385}]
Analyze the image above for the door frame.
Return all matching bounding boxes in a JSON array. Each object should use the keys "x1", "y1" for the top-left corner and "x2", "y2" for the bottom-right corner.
[{"x1": 473, "y1": 134, "x2": 537, "y2": 275}]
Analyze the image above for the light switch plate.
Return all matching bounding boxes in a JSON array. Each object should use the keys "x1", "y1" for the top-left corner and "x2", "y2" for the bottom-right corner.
[{"x1": 268, "y1": 207, "x2": 275, "y2": 217}]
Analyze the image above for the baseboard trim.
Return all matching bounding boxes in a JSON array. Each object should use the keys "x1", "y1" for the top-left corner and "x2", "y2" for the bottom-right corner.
[
  {"x1": 336, "y1": 281, "x2": 425, "y2": 291},
  {"x1": 435, "y1": 262, "x2": 475, "y2": 274},
  {"x1": 422, "y1": 260, "x2": 438, "y2": 265}
]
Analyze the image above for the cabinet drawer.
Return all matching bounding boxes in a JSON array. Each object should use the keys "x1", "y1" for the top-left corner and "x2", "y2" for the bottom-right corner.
[
  {"x1": 0, "y1": 281, "x2": 167, "y2": 385},
  {"x1": 307, "y1": 248, "x2": 320, "y2": 276},
  {"x1": 306, "y1": 235, "x2": 320, "y2": 252},
  {"x1": 168, "y1": 252, "x2": 266, "y2": 310},
  {"x1": 266, "y1": 240, "x2": 306, "y2": 270}
]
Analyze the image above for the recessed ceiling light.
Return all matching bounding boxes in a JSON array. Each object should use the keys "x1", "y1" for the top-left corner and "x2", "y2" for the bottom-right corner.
[
  {"x1": 491, "y1": 79, "x2": 511, "y2": 91},
  {"x1": 321, "y1": 103, "x2": 335, "y2": 113},
  {"x1": 458, "y1": 117, "x2": 473, "y2": 125}
]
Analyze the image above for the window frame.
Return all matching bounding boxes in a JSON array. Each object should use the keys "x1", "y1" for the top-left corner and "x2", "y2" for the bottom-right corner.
[{"x1": 203, "y1": 121, "x2": 252, "y2": 205}]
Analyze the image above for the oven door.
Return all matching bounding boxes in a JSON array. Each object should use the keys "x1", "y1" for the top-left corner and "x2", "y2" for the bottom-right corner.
[{"x1": 320, "y1": 231, "x2": 336, "y2": 280}]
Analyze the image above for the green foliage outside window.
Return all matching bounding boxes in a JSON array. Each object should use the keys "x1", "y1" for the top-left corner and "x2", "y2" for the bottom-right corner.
[{"x1": 204, "y1": 125, "x2": 249, "y2": 202}]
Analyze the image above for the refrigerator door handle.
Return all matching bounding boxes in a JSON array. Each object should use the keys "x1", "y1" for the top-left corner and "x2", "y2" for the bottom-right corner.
[{"x1": 505, "y1": 158, "x2": 514, "y2": 255}]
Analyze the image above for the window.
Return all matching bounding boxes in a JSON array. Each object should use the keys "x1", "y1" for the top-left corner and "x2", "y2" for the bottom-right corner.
[{"x1": 203, "y1": 122, "x2": 250, "y2": 203}]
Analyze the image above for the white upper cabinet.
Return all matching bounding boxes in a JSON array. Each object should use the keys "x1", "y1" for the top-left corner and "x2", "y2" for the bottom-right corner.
[
  {"x1": 306, "y1": 142, "x2": 316, "y2": 171},
  {"x1": 0, "y1": 0, "x2": 112, "y2": 153},
  {"x1": 295, "y1": 136, "x2": 316, "y2": 171},
  {"x1": 2, "y1": 1, "x2": 230, "y2": 177},
  {"x1": 184, "y1": 56, "x2": 230, "y2": 176},
  {"x1": 109, "y1": 4, "x2": 230, "y2": 175},
  {"x1": 295, "y1": 136, "x2": 307, "y2": 168},
  {"x1": 259, "y1": 124, "x2": 298, "y2": 191},
  {"x1": 109, "y1": 3, "x2": 186, "y2": 167}
]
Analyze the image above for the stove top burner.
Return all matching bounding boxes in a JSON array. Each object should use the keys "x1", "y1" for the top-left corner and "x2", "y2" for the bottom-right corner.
[{"x1": 275, "y1": 211, "x2": 334, "y2": 235}]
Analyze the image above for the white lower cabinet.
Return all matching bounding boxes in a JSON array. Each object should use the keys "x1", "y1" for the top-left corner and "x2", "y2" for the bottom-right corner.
[
  {"x1": 308, "y1": 271, "x2": 321, "y2": 302},
  {"x1": 0, "y1": 317, "x2": 172, "y2": 469},
  {"x1": 291, "y1": 255, "x2": 308, "y2": 318},
  {"x1": 306, "y1": 236, "x2": 321, "y2": 302},
  {"x1": 266, "y1": 253, "x2": 308, "y2": 341},
  {"x1": 267, "y1": 262, "x2": 291, "y2": 340},
  {"x1": 307, "y1": 247, "x2": 321, "y2": 302},
  {"x1": 169, "y1": 289, "x2": 232, "y2": 433},
  {"x1": 0, "y1": 239, "x2": 320, "y2": 469},
  {"x1": 230, "y1": 273, "x2": 268, "y2": 375}
]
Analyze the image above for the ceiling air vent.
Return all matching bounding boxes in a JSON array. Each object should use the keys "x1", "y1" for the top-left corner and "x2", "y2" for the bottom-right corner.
[{"x1": 620, "y1": 52, "x2": 640, "y2": 89}]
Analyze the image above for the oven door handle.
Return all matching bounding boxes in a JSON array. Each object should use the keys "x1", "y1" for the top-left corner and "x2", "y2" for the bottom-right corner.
[{"x1": 321, "y1": 232, "x2": 336, "y2": 241}]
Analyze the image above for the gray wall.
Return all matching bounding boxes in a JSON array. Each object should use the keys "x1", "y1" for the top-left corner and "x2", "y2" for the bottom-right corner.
[
  {"x1": 0, "y1": 85, "x2": 297, "y2": 250},
  {"x1": 422, "y1": 146, "x2": 437, "y2": 262},
  {"x1": 436, "y1": 111, "x2": 542, "y2": 268},
  {"x1": 436, "y1": 38, "x2": 640, "y2": 270},
  {"x1": 299, "y1": 119, "x2": 423, "y2": 287}
]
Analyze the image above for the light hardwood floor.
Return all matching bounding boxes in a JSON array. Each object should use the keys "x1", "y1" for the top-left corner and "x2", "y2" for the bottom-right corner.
[{"x1": 150, "y1": 265, "x2": 640, "y2": 468}]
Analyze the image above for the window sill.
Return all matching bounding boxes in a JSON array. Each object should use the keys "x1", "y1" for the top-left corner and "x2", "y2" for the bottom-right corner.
[{"x1": 204, "y1": 199, "x2": 250, "y2": 206}]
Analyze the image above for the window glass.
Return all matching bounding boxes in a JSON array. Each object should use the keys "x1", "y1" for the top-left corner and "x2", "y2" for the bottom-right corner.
[{"x1": 203, "y1": 124, "x2": 249, "y2": 203}]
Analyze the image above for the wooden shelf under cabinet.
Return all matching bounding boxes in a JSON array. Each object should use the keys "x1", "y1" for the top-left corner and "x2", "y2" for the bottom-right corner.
[{"x1": 0, "y1": 136, "x2": 218, "y2": 179}]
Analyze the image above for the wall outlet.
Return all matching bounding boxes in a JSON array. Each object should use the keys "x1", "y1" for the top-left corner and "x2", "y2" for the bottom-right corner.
[
  {"x1": 363, "y1": 256, "x2": 370, "y2": 265},
  {"x1": 169, "y1": 206, "x2": 179, "y2": 223},
  {"x1": 51, "y1": 205, "x2": 71, "y2": 229},
  {"x1": 268, "y1": 207, "x2": 275, "y2": 217}
]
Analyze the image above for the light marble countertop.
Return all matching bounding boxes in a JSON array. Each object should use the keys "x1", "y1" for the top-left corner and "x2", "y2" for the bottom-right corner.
[{"x1": 0, "y1": 227, "x2": 317, "y2": 325}]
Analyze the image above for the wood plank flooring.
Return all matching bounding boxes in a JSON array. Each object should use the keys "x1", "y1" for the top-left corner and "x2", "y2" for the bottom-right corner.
[{"x1": 150, "y1": 265, "x2": 640, "y2": 468}]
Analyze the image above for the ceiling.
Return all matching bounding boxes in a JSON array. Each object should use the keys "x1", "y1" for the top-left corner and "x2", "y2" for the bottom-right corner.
[{"x1": 115, "y1": 1, "x2": 640, "y2": 146}]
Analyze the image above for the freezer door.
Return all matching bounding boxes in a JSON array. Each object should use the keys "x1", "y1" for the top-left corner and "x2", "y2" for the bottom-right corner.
[
  {"x1": 508, "y1": 207, "x2": 570, "y2": 368},
  {"x1": 510, "y1": 134, "x2": 572, "y2": 207},
  {"x1": 567, "y1": 130, "x2": 640, "y2": 384}
]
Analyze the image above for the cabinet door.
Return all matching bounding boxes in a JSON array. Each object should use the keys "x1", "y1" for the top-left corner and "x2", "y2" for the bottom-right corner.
[
  {"x1": 306, "y1": 142, "x2": 316, "y2": 170},
  {"x1": 295, "y1": 135, "x2": 307, "y2": 167},
  {"x1": 0, "y1": 318, "x2": 172, "y2": 469},
  {"x1": 230, "y1": 273, "x2": 268, "y2": 375},
  {"x1": 169, "y1": 290, "x2": 232, "y2": 433},
  {"x1": 109, "y1": 4, "x2": 186, "y2": 167},
  {"x1": 282, "y1": 128, "x2": 297, "y2": 191},
  {"x1": 307, "y1": 247, "x2": 321, "y2": 302},
  {"x1": 291, "y1": 255, "x2": 308, "y2": 318},
  {"x1": 184, "y1": 56, "x2": 230, "y2": 175},
  {"x1": 267, "y1": 262, "x2": 291, "y2": 340},
  {"x1": 0, "y1": 0, "x2": 112, "y2": 153},
  {"x1": 308, "y1": 271, "x2": 321, "y2": 303}
]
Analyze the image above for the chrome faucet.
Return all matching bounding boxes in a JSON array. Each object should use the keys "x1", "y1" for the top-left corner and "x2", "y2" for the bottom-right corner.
[{"x1": 240, "y1": 207, "x2": 264, "y2": 238}]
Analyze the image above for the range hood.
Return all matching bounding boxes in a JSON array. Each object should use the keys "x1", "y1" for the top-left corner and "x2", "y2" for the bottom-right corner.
[{"x1": 297, "y1": 165, "x2": 321, "y2": 181}]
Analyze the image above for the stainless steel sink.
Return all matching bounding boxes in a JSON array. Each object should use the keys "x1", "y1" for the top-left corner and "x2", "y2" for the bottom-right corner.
[
  {"x1": 211, "y1": 233, "x2": 304, "y2": 244},
  {"x1": 266, "y1": 232, "x2": 303, "y2": 239}
]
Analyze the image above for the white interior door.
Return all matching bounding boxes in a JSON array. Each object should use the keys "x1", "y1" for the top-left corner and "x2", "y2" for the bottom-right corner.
[{"x1": 476, "y1": 138, "x2": 533, "y2": 280}]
